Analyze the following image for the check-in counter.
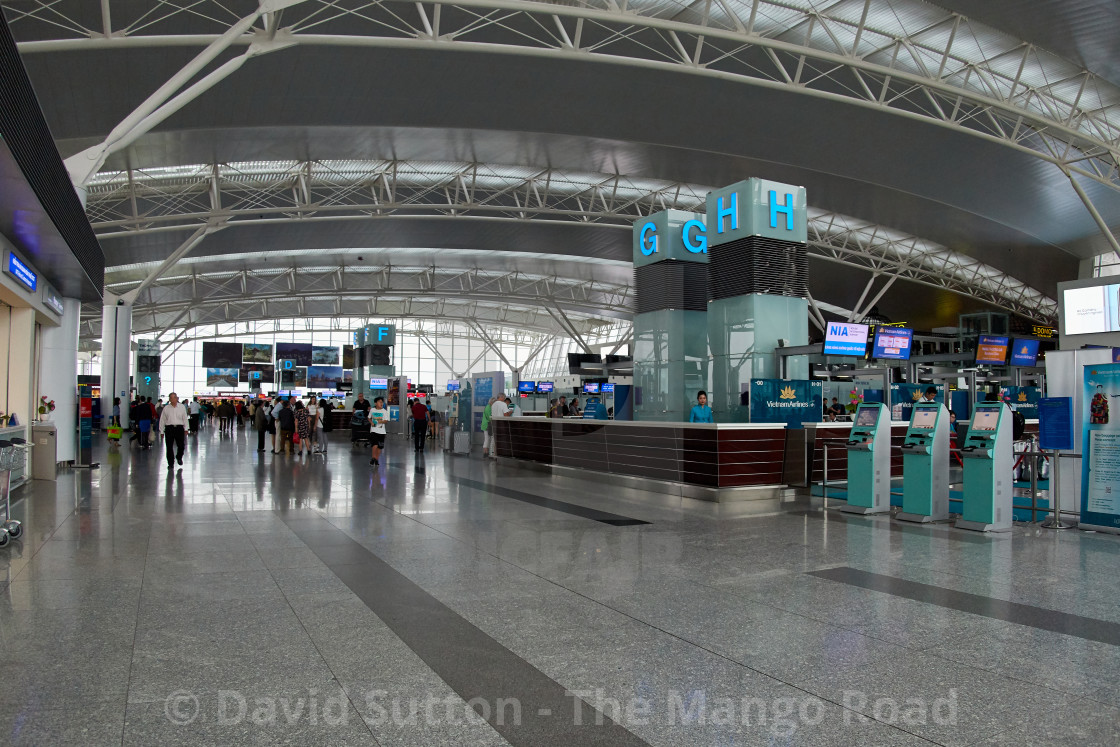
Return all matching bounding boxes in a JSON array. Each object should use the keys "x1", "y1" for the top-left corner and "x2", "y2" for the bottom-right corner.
[{"x1": 492, "y1": 417, "x2": 788, "y2": 501}]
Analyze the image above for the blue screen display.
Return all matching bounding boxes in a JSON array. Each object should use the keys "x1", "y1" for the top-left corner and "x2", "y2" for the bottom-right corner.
[
  {"x1": 6, "y1": 253, "x2": 37, "y2": 292},
  {"x1": 537, "y1": 382, "x2": 554, "y2": 392},
  {"x1": 872, "y1": 327, "x2": 913, "y2": 360},
  {"x1": 601, "y1": 383, "x2": 615, "y2": 393},
  {"x1": 583, "y1": 383, "x2": 600, "y2": 394},
  {"x1": 1009, "y1": 339, "x2": 1040, "y2": 366},
  {"x1": 517, "y1": 381, "x2": 535, "y2": 392},
  {"x1": 823, "y1": 322, "x2": 869, "y2": 356}
]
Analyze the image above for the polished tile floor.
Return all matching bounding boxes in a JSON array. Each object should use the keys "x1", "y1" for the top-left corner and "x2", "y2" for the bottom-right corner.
[{"x1": 0, "y1": 423, "x2": 1117, "y2": 745}]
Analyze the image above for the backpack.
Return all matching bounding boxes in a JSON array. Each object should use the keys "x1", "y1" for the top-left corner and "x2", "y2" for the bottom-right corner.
[{"x1": 1011, "y1": 408, "x2": 1026, "y2": 440}]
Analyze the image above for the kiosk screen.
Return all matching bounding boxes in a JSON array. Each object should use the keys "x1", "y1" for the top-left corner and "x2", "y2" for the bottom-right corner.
[
  {"x1": 971, "y1": 410, "x2": 1000, "y2": 431},
  {"x1": 911, "y1": 409, "x2": 938, "y2": 429},
  {"x1": 855, "y1": 408, "x2": 878, "y2": 427}
]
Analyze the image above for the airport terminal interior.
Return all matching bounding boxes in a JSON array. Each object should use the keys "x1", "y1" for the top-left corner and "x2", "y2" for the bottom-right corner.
[{"x1": 0, "y1": 0, "x2": 1119, "y2": 744}]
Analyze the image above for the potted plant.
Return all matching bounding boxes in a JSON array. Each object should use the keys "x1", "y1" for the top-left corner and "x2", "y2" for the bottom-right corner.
[
  {"x1": 845, "y1": 388, "x2": 864, "y2": 414},
  {"x1": 38, "y1": 396, "x2": 56, "y2": 421}
]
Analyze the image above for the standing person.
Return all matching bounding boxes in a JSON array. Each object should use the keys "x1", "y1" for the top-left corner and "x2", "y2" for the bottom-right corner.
[
  {"x1": 828, "y1": 397, "x2": 844, "y2": 419},
  {"x1": 550, "y1": 396, "x2": 568, "y2": 418},
  {"x1": 277, "y1": 399, "x2": 296, "y2": 455},
  {"x1": 234, "y1": 399, "x2": 244, "y2": 427},
  {"x1": 369, "y1": 396, "x2": 388, "y2": 466},
  {"x1": 488, "y1": 395, "x2": 511, "y2": 459},
  {"x1": 294, "y1": 401, "x2": 312, "y2": 458},
  {"x1": 188, "y1": 398, "x2": 201, "y2": 433},
  {"x1": 428, "y1": 401, "x2": 441, "y2": 441},
  {"x1": 568, "y1": 397, "x2": 581, "y2": 417},
  {"x1": 690, "y1": 391, "x2": 714, "y2": 423},
  {"x1": 159, "y1": 392, "x2": 188, "y2": 469},
  {"x1": 253, "y1": 399, "x2": 269, "y2": 452},
  {"x1": 135, "y1": 398, "x2": 152, "y2": 449},
  {"x1": 271, "y1": 396, "x2": 285, "y2": 453},
  {"x1": 306, "y1": 397, "x2": 320, "y2": 453},
  {"x1": 480, "y1": 395, "x2": 496, "y2": 457},
  {"x1": 315, "y1": 398, "x2": 330, "y2": 454},
  {"x1": 411, "y1": 397, "x2": 430, "y2": 451},
  {"x1": 353, "y1": 392, "x2": 371, "y2": 417},
  {"x1": 111, "y1": 397, "x2": 121, "y2": 427}
]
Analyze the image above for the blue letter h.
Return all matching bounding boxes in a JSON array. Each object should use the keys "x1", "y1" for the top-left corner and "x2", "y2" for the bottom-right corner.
[{"x1": 770, "y1": 190, "x2": 794, "y2": 230}]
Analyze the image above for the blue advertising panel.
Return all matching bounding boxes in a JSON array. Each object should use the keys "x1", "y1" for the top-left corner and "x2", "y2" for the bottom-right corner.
[
  {"x1": 890, "y1": 383, "x2": 943, "y2": 421},
  {"x1": 5, "y1": 251, "x2": 37, "y2": 291},
  {"x1": 1114, "y1": 348, "x2": 1120, "y2": 363},
  {"x1": 1081, "y1": 363, "x2": 1120, "y2": 531},
  {"x1": 823, "y1": 322, "x2": 869, "y2": 356},
  {"x1": 749, "y1": 379, "x2": 823, "y2": 426},
  {"x1": 1038, "y1": 397, "x2": 1074, "y2": 451},
  {"x1": 999, "y1": 386, "x2": 1041, "y2": 419},
  {"x1": 1009, "y1": 338, "x2": 1041, "y2": 366},
  {"x1": 473, "y1": 376, "x2": 493, "y2": 407},
  {"x1": 872, "y1": 327, "x2": 913, "y2": 360}
]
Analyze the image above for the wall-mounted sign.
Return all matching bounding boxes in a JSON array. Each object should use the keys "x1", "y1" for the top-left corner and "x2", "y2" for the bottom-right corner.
[
  {"x1": 42, "y1": 284, "x2": 64, "y2": 315},
  {"x1": 4, "y1": 251, "x2": 38, "y2": 292},
  {"x1": 1032, "y1": 325, "x2": 1056, "y2": 338}
]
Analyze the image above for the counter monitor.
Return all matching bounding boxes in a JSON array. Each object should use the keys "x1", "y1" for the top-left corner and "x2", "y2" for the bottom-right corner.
[
  {"x1": 517, "y1": 381, "x2": 535, "y2": 393},
  {"x1": 537, "y1": 382, "x2": 554, "y2": 392},
  {"x1": 446, "y1": 379, "x2": 460, "y2": 391},
  {"x1": 1009, "y1": 338, "x2": 1040, "y2": 367},
  {"x1": 601, "y1": 383, "x2": 615, "y2": 393},
  {"x1": 823, "y1": 322, "x2": 870, "y2": 356},
  {"x1": 975, "y1": 335, "x2": 1010, "y2": 364},
  {"x1": 872, "y1": 327, "x2": 913, "y2": 360},
  {"x1": 583, "y1": 383, "x2": 600, "y2": 394}
]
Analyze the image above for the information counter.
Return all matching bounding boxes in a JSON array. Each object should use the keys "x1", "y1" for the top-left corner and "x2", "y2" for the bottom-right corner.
[{"x1": 492, "y1": 417, "x2": 788, "y2": 501}]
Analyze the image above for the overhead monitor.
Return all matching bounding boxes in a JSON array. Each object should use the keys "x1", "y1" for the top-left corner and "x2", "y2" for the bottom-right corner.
[
  {"x1": 1009, "y1": 339, "x2": 1041, "y2": 367},
  {"x1": 583, "y1": 383, "x2": 600, "y2": 394},
  {"x1": 971, "y1": 409, "x2": 1000, "y2": 431},
  {"x1": 1061, "y1": 281, "x2": 1120, "y2": 335},
  {"x1": 872, "y1": 327, "x2": 913, "y2": 360},
  {"x1": 446, "y1": 379, "x2": 461, "y2": 391},
  {"x1": 369, "y1": 376, "x2": 388, "y2": 388},
  {"x1": 854, "y1": 407, "x2": 878, "y2": 427},
  {"x1": 517, "y1": 381, "x2": 535, "y2": 393},
  {"x1": 910, "y1": 409, "x2": 938, "y2": 429},
  {"x1": 201, "y1": 342, "x2": 243, "y2": 368},
  {"x1": 823, "y1": 322, "x2": 869, "y2": 356},
  {"x1": 275, "y1": 343, "x2": 313, "y2": 367},
  {"x1": 975, "y1": 335, "x2": 1010, "y2": 364},
  {"x1": 601, "y1": 383, "x2": 615, "y2": 393},
  {"x1": 537, "y1": 381, "x2": 554, "y2": 393}
]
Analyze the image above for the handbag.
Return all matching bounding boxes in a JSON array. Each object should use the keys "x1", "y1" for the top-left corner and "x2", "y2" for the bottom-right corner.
[{"x1": 293, "y1": 432, "x2": 301, "y2": 444}]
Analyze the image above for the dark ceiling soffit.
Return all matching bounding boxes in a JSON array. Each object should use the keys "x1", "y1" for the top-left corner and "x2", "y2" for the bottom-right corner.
[{"x1": 0, "y1": 8, "x2": 102, "y2": 301}]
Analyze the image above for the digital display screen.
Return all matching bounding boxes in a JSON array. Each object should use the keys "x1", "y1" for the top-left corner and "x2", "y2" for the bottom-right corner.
[
  {"x1": 1009, "y1": 338, "x2": 1040, "y2": 367},
  {"x1": 1062, "y1": 283, "x2": 1120, "y2": 335},
  {"x1": 446, "y1": 379, "x2": 460, "y2": 391},
  {"x1": 518, "y1": 381, "x2": 536, "y2": 392},
  {"x1": 5, "y1": 252, "x2": 37, "y2": 292},
  {"x1": 823, "y1": 322, "x2": 869, "y2": 356},
  {"x1": 275, "y1": 343, "x2": 313, "y2": 367},
  {"x1": 201, "y1": 342, "x2": 243, "y2": 368},
  {"x1": 975, "y1": 335, "x2": 1010, "y2": 364},
  {"x1": 971, "y1": 410, "x2": 1000, "y2": 431},
  {"x1": 910, "y1": 409, "x2": 938, "y2": 429},
  {"x1": 583, "y1": 383, "x2": 600, "y2": 394},
  {"x1": 854, "y1": 407, "x2": 878, "y2": 428},
  {"x1": 369, "y1": 377, "x2": 388, "y2": 388},
  {"x1": 537, "y1": 382, "x2": 554, "y2": 392},
  {"x1": 872, "y1": 327, "x2": 913, "y2": 360},
  {"x1": 601, "y1": 383, "x2": 615, "y2": 393}
]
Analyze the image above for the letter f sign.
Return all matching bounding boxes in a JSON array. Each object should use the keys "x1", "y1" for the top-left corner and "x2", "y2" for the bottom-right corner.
[{"x1": 378, "y1": 327, "x2": 389, "y2": 341}]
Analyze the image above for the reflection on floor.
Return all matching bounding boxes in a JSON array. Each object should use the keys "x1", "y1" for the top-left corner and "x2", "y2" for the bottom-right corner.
[{"x1": 0, "y1": 424, "x2": 1117, "y2": 745}]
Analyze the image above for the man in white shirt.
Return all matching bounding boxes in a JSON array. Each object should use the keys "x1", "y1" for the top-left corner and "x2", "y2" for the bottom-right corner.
[
  {"x1": 271, "y1": 397, "x2": 285, "y2": 453},
  {"x1": 159, "y1": 392, "x2": 189, "y2": 469},
  {"x1": 488, "y1": 396, "x2": 512, "y2": 459},
  {"x1": 188, "y1": 398, "x2": 202, "y2": 433}
]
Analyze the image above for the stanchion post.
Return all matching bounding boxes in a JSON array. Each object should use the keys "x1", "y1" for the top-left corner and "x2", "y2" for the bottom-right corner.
[
  {"x1": 822, "y1": 443, "x2": 828, "y2": 505},
  {"x1": 1041, "y1": 451, "x2": 1076, "y2": 530},
  {"x1": 1028, "y1": 436, "x2": 1039, "y2": 522}
]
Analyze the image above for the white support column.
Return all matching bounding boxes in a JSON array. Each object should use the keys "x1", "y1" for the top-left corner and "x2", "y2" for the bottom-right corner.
[
  {"x1": 100, "y1": 300, "x2": 132, "y2": 428},
  {"x1": 39, "y1": 297, "x2": 81, "y2": 462}
]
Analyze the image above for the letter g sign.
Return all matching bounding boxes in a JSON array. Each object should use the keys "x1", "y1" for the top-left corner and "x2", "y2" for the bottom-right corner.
[{"x1": 639, "y1": 222, "x2": 658, "y2": 256}]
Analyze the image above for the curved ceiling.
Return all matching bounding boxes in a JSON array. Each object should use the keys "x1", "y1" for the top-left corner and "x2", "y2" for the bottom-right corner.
[{"x1": 7, "y1": 0, "x2": 1119, "y2": 336}]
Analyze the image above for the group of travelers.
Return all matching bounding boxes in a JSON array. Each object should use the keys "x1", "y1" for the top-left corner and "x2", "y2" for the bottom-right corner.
[{"x1": 254, "y1": 395, "x2": 335, "y2": 458}]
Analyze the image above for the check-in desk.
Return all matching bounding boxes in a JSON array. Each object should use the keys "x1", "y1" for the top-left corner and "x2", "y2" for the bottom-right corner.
[{"x1": 492, "y1": 417, "x2": 789, "y2": 502}]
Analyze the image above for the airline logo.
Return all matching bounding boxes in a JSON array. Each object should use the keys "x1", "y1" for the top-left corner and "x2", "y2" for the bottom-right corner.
[{"x1": 780, "y1": 386, "x2": 796, "y2": 400}]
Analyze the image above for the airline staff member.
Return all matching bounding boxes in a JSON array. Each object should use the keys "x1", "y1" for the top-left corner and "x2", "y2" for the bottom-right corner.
[
  {"x1": 690, "y1": 391, "x2": 714, "y2": 423},
  {"x1": 159, "y1": 392, "x2": 189, "y2": 469}
]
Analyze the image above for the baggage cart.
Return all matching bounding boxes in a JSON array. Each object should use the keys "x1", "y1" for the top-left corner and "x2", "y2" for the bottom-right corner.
[{"x1": 0, "y1": 439, "x2": 27, "y2": 546}]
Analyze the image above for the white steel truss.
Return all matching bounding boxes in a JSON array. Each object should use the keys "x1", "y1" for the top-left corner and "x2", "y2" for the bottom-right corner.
[
  {"x1": 80, "y1": 264, "x2": 632, "y2": 339},
  {"x1": 85, "y1": 159, "x2": 1059, "y2": 322},
  {"x1": 12, "y1": 0, "x2": 1120, "y2": 194}
]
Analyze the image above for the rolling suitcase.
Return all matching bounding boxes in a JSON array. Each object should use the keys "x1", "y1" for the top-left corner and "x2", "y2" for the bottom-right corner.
[{"x1": 453, "y1": 430, "x2": 471, "y2": 455}]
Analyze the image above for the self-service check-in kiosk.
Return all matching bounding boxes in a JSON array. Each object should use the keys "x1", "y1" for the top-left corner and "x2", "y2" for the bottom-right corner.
[
  {"x1": 955, "y1": 401, "x2": 1013, "y2": 533},
  {"x1": 896, "y1": 403, "x2": 950, "y2": 523},
  {"x1": 842, "y1": 402, "x2": 892, "y2": 515}
]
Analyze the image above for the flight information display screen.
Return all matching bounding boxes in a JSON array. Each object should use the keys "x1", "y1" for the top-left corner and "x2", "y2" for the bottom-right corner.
[{"x1": 872, "y1": 327, "x2": 913, "y2": 360}]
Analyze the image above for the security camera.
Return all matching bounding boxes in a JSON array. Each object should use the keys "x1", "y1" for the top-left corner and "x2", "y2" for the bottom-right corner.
[{"x1": 357, "y1": 255, "x2": 364, "y2": 261}]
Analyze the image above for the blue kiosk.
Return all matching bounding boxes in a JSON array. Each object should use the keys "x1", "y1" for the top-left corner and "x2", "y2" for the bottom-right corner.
[
  {"x1": 896, "y1": 403, "x2": 951, "y2": 523},
  {"x1": 842, "y1": 402, "x2": 892, "y2": 515},
  {"x1": 956, "y1": 401, "x2": 1014, "y2": 532}
]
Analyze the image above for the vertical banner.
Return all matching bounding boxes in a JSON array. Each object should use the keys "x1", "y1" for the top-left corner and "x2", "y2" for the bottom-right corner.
[
  {"x1": 748, "y1": 379, "x2": 823, "y2": 426},
  {"x1": 890, "y1": 383, "x2": 945, "y2": 421},
  {"x1": 999, "y1": 386, "x2": 1041, "y2": 419},
  {"x1": 1080, "y1": 363, "x2": 1120, "y2": 531},
  {"x1": 78, "y1": 384, "x2": 92, "y2": 466}
]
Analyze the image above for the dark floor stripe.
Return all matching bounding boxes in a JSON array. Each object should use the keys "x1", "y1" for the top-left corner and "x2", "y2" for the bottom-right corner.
[
  {"x1": 276, "y1": 513, "x2": 650, "y2": 747},
  {"x1": 810, "y1": 566, "x2": 1120, "y2": 647},
  {"x1": 452, "y1": 477, "x2": 651, "y2": 526}
]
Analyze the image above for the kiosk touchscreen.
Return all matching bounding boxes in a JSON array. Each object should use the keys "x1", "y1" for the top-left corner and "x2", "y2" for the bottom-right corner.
[
  {"x1": 842, "y1": 402, "x2": 892, "y2": 515},
  {"x1": 896, "y1": 404, "x2": 950, "y2": 523},
  {"x1": 955, "y1": 402, "x2": 1013, "y2": 532}
]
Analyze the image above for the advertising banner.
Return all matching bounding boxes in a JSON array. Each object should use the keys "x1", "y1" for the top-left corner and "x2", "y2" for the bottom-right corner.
[
  {"x1": 749, "y1": 379, "x2": 822, "y2": 426},
  {"x1": 78, "y1": 385, "x2": 92, "y2": 466},
  {"x1": 1080, "y1": 363, "x2": 1120, "y2": 531},
  {"x1": 999, "y1": 386, "x2": 1041, "y2": 419}
]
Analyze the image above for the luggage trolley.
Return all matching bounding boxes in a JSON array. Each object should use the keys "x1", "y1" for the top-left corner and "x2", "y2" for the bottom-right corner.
[
  {"x1": 350, "y1": 410, "x2": 372, "y2": 449},
  {"x1": 0, "y1": 439, "x2": 27, "y2": 546}
]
